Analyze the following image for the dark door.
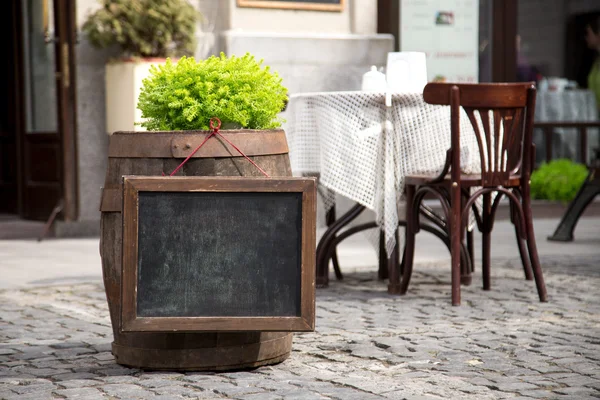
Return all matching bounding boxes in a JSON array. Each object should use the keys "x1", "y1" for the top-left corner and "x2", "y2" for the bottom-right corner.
[
  {"x1": 565, "y1": 12, "x2": 600, "y2": 89},
  {"x1": 0, "y1": 1, "x2": 20, "y2": 215},
  {"x1": 2, "y1": 0, "x2": 78, "y2": 221}
]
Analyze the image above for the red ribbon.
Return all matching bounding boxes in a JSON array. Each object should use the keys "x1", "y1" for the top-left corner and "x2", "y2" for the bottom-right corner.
[{"x1": 165, "y1": 117, "x2": 270, "y2": 178}]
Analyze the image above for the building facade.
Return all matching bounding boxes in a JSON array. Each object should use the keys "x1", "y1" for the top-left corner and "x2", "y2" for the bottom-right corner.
[{"x1": 1, "y1": 0, "x2": 598, "y2": 237}]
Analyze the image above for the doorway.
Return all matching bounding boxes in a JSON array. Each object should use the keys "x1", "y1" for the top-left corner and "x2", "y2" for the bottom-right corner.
[{"x1": 0, "y1": 0, "x2": 77, "y2": 227}]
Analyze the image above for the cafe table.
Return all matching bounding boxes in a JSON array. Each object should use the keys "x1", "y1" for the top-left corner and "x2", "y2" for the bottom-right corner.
[
  {"x1": 284, "y1": 91, "x2": 481, "y2": 291},
  {"x1": 535, "y1": 89, "x2": 598, "y2": 162}
]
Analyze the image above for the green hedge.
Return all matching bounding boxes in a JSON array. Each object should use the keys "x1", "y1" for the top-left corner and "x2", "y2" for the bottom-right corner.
[{"x1": 530, "y1": 159, "x2": 588, "y2": 203}]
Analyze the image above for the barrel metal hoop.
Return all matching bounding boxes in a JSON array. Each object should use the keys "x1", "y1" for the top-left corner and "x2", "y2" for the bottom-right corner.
[
  {"x1": 100, "y1": 186, "x2": 122, "y2": 212},
  {"x1": 108, "y1": 130, "x2": 289, "y2": 158}
]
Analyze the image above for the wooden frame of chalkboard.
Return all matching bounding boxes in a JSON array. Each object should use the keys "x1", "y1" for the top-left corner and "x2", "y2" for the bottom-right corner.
[
  {"x1": 121, "y1": 176, "x2": 316, "y2": 332},
  {"x1": 237, "y1": 0, "x2": 344, "y2": 12}
]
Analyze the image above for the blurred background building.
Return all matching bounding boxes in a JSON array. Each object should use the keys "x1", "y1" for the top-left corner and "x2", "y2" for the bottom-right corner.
[{"x1": 1, "y1": 0, "x2": 598, "y2": 237}]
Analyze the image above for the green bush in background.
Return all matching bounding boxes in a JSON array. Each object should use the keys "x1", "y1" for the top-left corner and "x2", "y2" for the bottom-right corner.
[
  {"x1": 137, "y1": 54, "x2": 288, "y2": 131},
  {"x1": 82, "y1": 0, "x2": 198, "y2": 58},
  {"x1": 530, "y1": 159, "x2": 588, "y2": 203}
]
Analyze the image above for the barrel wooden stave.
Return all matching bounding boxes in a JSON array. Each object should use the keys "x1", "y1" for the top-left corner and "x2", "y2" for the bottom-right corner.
[
  {"x1": 100, "y1": 132, "x2": 294, "y2": 370},
  {"x1": 112, "y1": 332, "x2": 292, "y2": 371}
]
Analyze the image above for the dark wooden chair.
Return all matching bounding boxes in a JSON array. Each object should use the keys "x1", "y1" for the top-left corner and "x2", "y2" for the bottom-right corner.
[{"x1": 393, "y1": 82, "x2": 548, "y2": 306}]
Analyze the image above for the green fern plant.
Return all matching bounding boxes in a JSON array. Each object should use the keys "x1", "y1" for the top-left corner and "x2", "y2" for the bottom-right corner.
[
  {"x1": 82, "y1": 0, "x2": 198, "y2": 58},
  {"x1": 137, "y1": 54, "x2": 288, "y2": 131},
  {"x1": 530, "y1": 159, "x2": 588, "y2": 203}
]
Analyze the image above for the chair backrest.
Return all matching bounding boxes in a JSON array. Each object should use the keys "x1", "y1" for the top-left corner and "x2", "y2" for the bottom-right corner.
[{"x1": 423, "y1": 82, "x2": 537, "y2": 187}]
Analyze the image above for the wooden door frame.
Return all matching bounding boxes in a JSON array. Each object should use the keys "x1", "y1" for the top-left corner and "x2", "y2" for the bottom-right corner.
[
  {"x1": 377, "y1": 0, "x2": 399, "y2": 51},
  {"x1": 491, "y1": 0, "x2": 517, "y2": 82},
  {"x1": 13, "y1": 0, "x2": 78, "y2": 221},
  {"x1": 55, "y1": 0, "x2": 79, "y2": 221},
  {"x1": 10, "y1": 0, "x2": 25, "y2": 217}
]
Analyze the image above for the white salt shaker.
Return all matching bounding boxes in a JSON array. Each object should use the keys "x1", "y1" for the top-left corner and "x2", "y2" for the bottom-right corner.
[{"x1": 361, "y1": 66, "x2": 387, "y2": 92}]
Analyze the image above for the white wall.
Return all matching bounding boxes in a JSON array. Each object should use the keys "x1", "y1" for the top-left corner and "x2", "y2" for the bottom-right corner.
[
  {"x1": 71, "y1": 0, "x2": 115, "y2": 228},
  {"x1": 77, "y1": 0, "x2": 101, "y2": 25},
  {"x1": 225, "y1": 0, "x2": 376, "y2": 34}
]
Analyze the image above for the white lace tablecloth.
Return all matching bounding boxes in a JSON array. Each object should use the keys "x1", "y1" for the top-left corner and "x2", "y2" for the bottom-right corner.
[{"x1": 285, "y1": 91, "x2": 481, "y2": 255}]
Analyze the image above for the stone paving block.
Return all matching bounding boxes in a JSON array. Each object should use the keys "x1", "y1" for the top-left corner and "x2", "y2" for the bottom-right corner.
[
  {"x1": 1, "y1": 389, "x2": 55, "y2": 400},
  {"x1": 54, "y1": 387, "x2": 106, "y2": 399},
  {"x1": 53, "y1": 372, "x2": 99, "y2": 381},
  {"x1": 328, "y1": 388, "x2": 389, "y2": 399},
  {"x1": 137, "y1": 378, "x2": 183, "y2": 388},
  {"x1": 271, "y1": 389, "x2": 330, "y2": 399},
  {"x1": 517, "y1": 389, "x2": 558, "y2": 398},
  {"x1": 0, "y1": 348, "x2": 16, "y2": 356},
  {"x1": 182, "y1": 373, "x2": 226, "y2": 383},
  {"x1": 583, "y1": 380, "x2": 600, "y2": 391},
  {"x1": 95, "y1": 366, "x2": 138, "y2": 376},
  {"x1": 18, "y1": 367, "x2": 71, "y2": 377},
  {"x1": 185, "y1": 380, "x2": 244, "y2": 395},
  {"x1": 138, "y1": 371, "x2": 185, "y2": 380},
  {"x1": 100, "y1": 383, "x2": 155, "y2": 398},
  {"x1": 212, "y1": 384, "x2": 267, "y2": 397},
  {"x1": 98, "y1": 375, "x2": 141, "y2": 384},
  {"x1": 91, "y1": 352, "x2": 114, "y2": 361},
  {"x1": 556, "y1": 375, "x2": 600, "y2": 387},
  {"x1": 563, "y1": 362, "x2": 600, "y2": 375},
  {"x1": 0, "y1": 389, "x2": 16, "y2": 398},
  {"x1": 471, "y1": 379, "x2": 539, "y2": 394},
  {"x1": 12, "y1": 350, "x2": 54, "y2": 361},
  {"x1": 151, "y1": 384, "x2": 211, "y2": 397},
  {"x1": 552, "y1": 386, "x2": 600, "y2": 397},
  {"x1": 235, "y1": 392, "x2": 284, "y2": 400},
  {"x1": 50, "y1": 341, "x2": 90, "y2": 350},
  {"x1": 58, "y1": 379, "x2": 104, "y2": 389}
]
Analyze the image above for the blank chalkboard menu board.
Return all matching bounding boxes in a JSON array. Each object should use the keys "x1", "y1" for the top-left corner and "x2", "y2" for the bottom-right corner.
[
  {"x1": 237, "y1": 0, "x2": 344, "y2": 12},
  {"x1": 121, "y1": 176, "x2": 316, "y2": 332}
]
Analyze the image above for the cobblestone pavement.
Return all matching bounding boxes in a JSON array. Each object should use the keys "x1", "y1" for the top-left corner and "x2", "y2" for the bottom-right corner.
[{"x1": 1, "y1": 255, "x2": 599, "y2": 400}]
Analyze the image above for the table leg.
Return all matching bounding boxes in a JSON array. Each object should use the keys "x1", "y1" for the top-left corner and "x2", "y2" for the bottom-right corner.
[
  {"x1": 378, "y1": 230, "x2": 389, "y2": 280},
  {"x1": 326, "y1": 205, "x2": 343, "y2": 280},
  {"x1": 548, "y1": 169, "x2": 600, "y2": 242},
  {"x1": 387, "y1": 227, "x2": 402, "y2": 294},
  {"x1": 318, "y1": 203, "x2": 473, "y2": 292},
  {"x1": 316, "y1": 203, "x2": 367, "y2": 287}
]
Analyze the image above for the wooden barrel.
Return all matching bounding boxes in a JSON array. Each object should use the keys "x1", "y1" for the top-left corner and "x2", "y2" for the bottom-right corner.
[{"x1": 99, "y1": 130, "x2": 294, "y2": 371}]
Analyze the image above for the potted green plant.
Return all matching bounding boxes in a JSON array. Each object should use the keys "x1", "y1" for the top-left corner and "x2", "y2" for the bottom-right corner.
[
  {"x1": 99, "y1": 53, "x2": 295, "y2": 371},
  {"x1": 82, "y1": 0, "x2": 198, "y2": 133},
  {"x1": 137, "y1": 53, "x2": 288, "y2": 131}
]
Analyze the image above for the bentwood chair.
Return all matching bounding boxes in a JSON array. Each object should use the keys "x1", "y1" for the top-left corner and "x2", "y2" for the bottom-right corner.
[{"x1": 394, "y1": 82, "x2": 548, "y2": 306}]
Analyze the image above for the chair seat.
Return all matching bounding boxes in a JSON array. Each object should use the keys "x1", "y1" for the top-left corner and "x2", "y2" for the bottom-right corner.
[{"x1": 405, "y1": 172, "x2": 522, "y2": 188}]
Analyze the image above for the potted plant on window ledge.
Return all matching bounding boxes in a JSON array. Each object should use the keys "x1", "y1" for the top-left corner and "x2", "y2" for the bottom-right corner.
[{"x1": 82, "y1": 0, "x2": 198, "y2": 133}]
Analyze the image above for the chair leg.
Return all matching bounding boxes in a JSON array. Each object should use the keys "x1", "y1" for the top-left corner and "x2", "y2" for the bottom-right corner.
[
  {"x1": 397, "y1": 184, "x2": 416, "y2": 295},
  {"x1": 326, "y1": 206, "x2": 343, "y2": 280},
  {"x1": 522, "y1": 195, "x2": 548, "y2": 302},
  {"x1": 450, "y1": 189, "x2": 462, "y2": 306},
  {"x1": 461, "y1": 191, "x2": 475, "y2": 282},
  {"x1": 510, "y1": 199, "x2": 534, "y2": 281},
  {"x1": 481, "y1": 192, "x2": 492, "y2": 291},
  {"x1": 467, "y1": 229, "x2": 475, "y2": 273}
]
